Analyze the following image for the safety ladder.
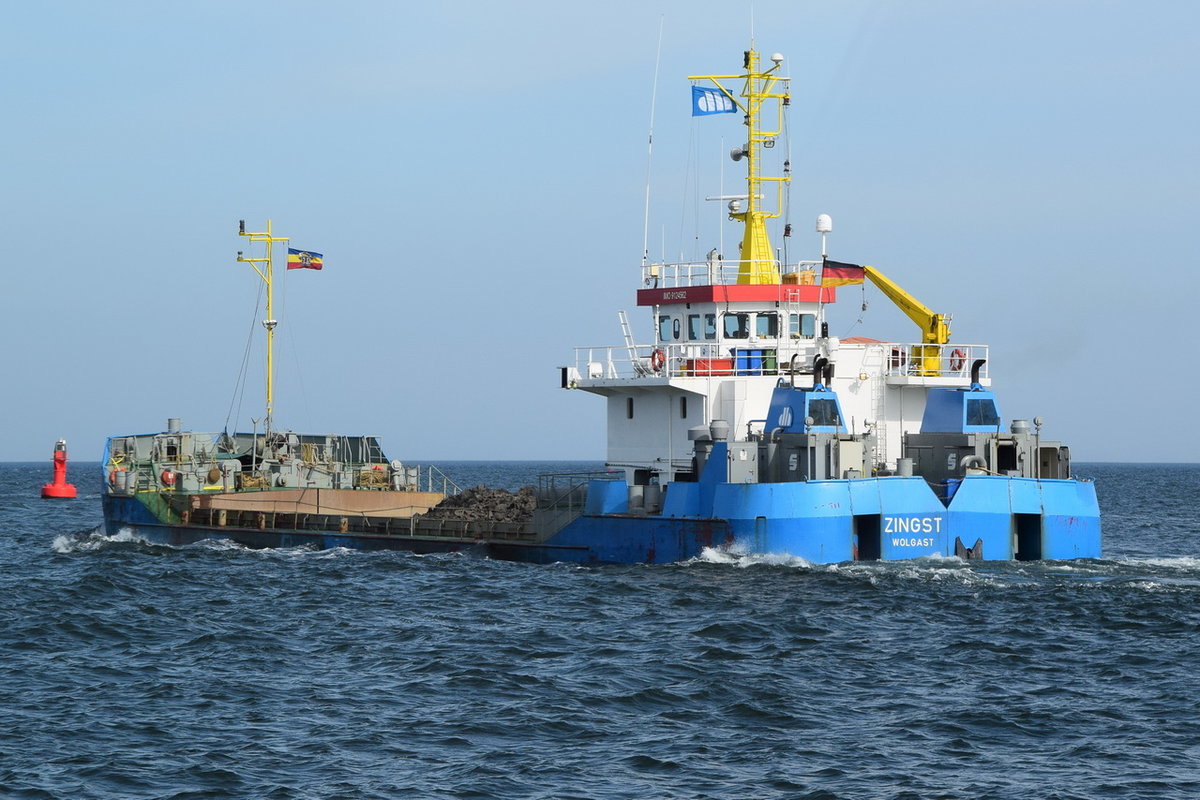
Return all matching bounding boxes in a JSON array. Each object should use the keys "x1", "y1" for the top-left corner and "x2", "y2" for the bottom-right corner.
[
  {"x1": 619, "y1": 310, "x2": 650, "y2": 377},
  {"x1": 866, "y1": 345, "x2": 889, "y2": 466}
]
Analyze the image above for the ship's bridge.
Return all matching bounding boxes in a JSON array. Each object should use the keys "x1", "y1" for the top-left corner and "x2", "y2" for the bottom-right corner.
[
  {"x1": 615, "y1": 257, "x2": 832, "y2": 379},
  {"x1": 564, "y1": 256, "x2": 988, "y2": 386}
]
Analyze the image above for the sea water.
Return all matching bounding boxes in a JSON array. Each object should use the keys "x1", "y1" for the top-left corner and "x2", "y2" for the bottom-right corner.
[{"x1": 2, "y1": 462, "x2": 1198, "y2": 799}]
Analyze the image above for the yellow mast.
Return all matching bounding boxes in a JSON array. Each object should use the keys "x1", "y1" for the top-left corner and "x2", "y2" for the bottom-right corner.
[
  {"x1": 236, "y1": 219, "x2": 290, "y2": 432},
  {"x1": 690, "y1": 47, "x2": 790, "y2": 285}
]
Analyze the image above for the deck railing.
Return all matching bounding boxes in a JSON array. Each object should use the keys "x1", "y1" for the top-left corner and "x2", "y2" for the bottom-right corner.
[
  {"x1": 642, "y1": 259, "x2": 821, "y2": 288},
  {"x1": 105, "y1": 458, "x2": 463, "y2": 497},
  {"x1": 536, "y1": 471, "x2": 620, "y2": 513},
  {"x1": 424, "y1": 465, "x2": 462, "y2": 496},
  {"x1": 568, "y1": 341, "x2": 989, "y2": 382}
]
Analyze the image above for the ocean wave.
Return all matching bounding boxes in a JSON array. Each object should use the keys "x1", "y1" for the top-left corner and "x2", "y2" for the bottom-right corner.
[
  {"x1": 49, "y1": 530, "x2": 413, "y2": 563},
  {"x1": 1117, "y1": 555, "x2": 1200, "y2": 571},
  {"x1": 8, "y1": 462, "x2": 1200, "y2": 800},
  {"x1": 690, "y1": 546, "x2": 1018, "y2": 589},
  {"x1": 50, "y1": 526, "x2": 146, "y2": 553},
  {"x1": 693, "y1": 546, "x2": 813, "y2": 569}
]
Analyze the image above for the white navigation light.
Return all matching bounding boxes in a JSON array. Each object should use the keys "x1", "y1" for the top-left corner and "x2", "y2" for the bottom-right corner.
[{"x1": 728, "y1": 199, "x2": 742, "y2": 213}]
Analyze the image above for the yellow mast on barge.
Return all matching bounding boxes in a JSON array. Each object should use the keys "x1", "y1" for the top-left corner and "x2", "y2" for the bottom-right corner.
[{"x1": 236, "y1": 219, "x2": 289, "y2": 434}]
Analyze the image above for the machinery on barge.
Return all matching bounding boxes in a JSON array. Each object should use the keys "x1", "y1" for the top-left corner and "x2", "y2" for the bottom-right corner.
[{"x1": 101, "y1": 46, "x2": 1099, "y2": 563}]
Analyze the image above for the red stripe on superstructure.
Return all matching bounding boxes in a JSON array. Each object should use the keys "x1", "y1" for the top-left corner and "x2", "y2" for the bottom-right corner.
[{"x1": 637, "y1": 284, "x2": 836, "y2": 306}]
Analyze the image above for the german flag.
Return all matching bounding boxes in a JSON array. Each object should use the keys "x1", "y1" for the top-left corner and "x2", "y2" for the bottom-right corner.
[
  {"x1": 820, "y1": 258, "x2": 864, "y2": 287},
  {"x1": 287, "y1": 248, "x2": 323, "y2": 270}
]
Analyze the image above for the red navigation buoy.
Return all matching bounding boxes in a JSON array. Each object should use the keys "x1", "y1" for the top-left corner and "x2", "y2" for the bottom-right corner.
[{"x1": 41, "y1": 438, "x2": 78, "y2": 499}]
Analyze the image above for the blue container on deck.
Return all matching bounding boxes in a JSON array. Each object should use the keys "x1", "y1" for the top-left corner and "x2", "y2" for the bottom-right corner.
[{"x1": 735, "y1": 348, "x2": 764, "y2": 375}]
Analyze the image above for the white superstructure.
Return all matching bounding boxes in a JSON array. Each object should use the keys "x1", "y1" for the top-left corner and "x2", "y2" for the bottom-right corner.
[
  {"x1": 563, "y1": 47, "x2": 987, "y2": 484},
  {"x1": 565, "y1": 255, "x2": 988, "y2": 483}
]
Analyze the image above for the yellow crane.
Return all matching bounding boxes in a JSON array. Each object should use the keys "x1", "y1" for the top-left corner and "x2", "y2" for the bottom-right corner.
[{"x1": 862, "y1": 265, "x2": 952, "y2": 377}]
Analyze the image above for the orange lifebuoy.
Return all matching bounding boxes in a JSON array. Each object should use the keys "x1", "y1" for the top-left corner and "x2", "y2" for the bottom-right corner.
[
  {"x1": 161, "y1": 470, "x2": 176, "y2": 486},
  {"x1": 650, "y1": 349, "x2": 666, "y2": 372},
  {"x1": 949, "y1": 348, "x2": 967, "y2": 372}
]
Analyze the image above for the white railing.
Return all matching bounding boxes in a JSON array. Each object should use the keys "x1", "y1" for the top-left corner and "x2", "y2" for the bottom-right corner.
[
  {"x1": 876, "y1": 343, "x2": 990, "y2": 380},
  {"x1": 568, "y1": 341, "x2": 989, "y2": 383},
  {"x1": 641, "y1": 259, "x2": 821, "y2": 288},
  {"x1": 570, "y1": 341, "x2": 819, "y2": 381}
]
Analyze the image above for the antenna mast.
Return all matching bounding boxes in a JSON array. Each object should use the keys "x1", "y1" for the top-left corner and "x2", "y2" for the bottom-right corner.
[
  {"x1": 642, "y1": 18, "x2": 665, "y2": 268},
  {"x1": 236, "y1": 219, "x2": 290, "y2": 434},
  {"x1": 690, "y1": 48, "x2": 789, "y2": 285}
]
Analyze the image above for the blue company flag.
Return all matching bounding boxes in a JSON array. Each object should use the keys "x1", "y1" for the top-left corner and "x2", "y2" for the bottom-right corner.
[{"x1": 691, "y1": 85, "x2": 738, "y2": 116}]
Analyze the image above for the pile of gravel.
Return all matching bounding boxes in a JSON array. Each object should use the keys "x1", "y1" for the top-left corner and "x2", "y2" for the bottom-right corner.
[{"x1": 422, "y1": 485, "x2": 536, "y2": 522}]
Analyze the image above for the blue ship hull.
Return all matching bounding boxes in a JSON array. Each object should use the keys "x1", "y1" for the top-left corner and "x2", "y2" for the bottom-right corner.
[
  {"x1": 102, "y1": 472, "x2": 1100, "y2": 565},
  {"x1": 551, "y1": 473, "x2": 1100, "y2": 563}
]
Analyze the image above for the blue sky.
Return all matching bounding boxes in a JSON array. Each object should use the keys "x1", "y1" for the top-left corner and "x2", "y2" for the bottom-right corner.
[{"x1": 2, "y1": 1, "x2": 1197, "y2": 463}]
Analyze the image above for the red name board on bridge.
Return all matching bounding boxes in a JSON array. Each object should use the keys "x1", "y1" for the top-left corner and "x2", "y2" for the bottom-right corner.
[{"x1": 637, "y1": 284, "x2": 835, "y2": 306}]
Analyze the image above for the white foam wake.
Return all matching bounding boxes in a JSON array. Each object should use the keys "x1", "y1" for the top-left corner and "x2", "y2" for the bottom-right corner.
[
  {"x1": 51, "y1": 526, "x2": 146, "y2": 553},
  {"x1": 695, "y1": 546, "x2": 814, "y2": 569}
]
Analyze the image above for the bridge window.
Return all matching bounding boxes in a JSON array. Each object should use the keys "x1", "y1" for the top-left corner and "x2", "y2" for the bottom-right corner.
[
  {"x1": 723, "y1": 313, "x2": 750, "y2": 339},
  {"x1": 627, "y1": 397, "x2": 634, "y2": 419},
  {"x1": 789, "y1": 313, "x2": 816, "y2": 339},
  {"x1": 755, "y1": 312, "x2": 778, "y2": 338},
  {"x1": 680, "y1": 396, "x2": 688, "y2": 419},
  {"x1": 658, "y1": 315, "x2": 671, "y2": 343},
  {"x1": 687, "y1": 314, "x2": 717, "y2": 341}
]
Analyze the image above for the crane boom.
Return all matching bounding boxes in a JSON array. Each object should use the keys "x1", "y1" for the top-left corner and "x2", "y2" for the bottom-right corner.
[
  {"x1": 863, "y1": 265, "x2": 951, "y2": 344},
  {"x1": 862, "y1": 264, "x2": 952, "y2": 376}
]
